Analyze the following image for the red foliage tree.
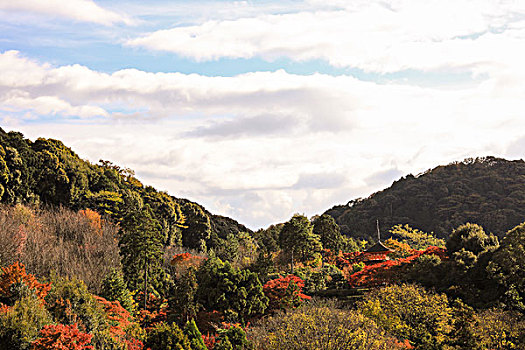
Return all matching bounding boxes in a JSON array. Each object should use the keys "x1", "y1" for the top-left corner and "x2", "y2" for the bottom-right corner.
[
  {"x1": 263, "y1": 275, "x2": 310, "y2": 310},
  {"x1": 31, "y1": 323, "x2": 93, "y2": 350},
  {"x1": 347, "y1": 246, "x2": 447, "y2": 287}
]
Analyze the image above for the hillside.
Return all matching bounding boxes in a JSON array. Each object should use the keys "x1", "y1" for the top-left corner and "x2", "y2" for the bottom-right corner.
[
  {"x1": 325, "y1": 156, "x2": 525, "y2": 240},
  {"x1": 0, "y1": 128, "x2": 251, "y2": 252}
]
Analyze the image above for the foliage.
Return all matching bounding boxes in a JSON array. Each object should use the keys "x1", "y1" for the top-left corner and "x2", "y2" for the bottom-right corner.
[
  {"x1": 279, "y1": 214, "x2": 322, "y2": 272},
  {"x1": 0, "y1": 262, "x2": 51, "y2": 305},
  {"x1": 119, "y1": 206, "x2": 167, "y2": 296},
  {"x1": 215, "y1": 324, "x2": 250, "y2": 350},
  {"x1": 168, "y1": 267, "x2": 199, "y2": 324},
  {"x1": 487, "y1": 221, "x2": 525, "y2": 312},
  {"x1": 45, "y1": 275, "x2": 106, "y2": 334},
  {"x1": 100, "y1": 269, "x2": 135, "y2": 314},
  {"x1": 0, "y1": 294, "x2": 52, "y2": 350},
  {"x1": 196, "y1": 258, "x2": 268, "y2": 324},
  {"x1": 474, "y1": 308, "x2": 525, "y2": 349},
  {"x1": 312, "y1": 214, "x2": 345, "y2": 252},
  {"x1": 325, "y1": 157, "x2": 525, "y2": 240},
  {"x1": 447, "y1": 223, "x2": 499, "y2": 268},
  {"x1": 262, "y1": 275, "x2": 310, "y2": 310},
  {"x1": 31, "y1": 323, "x2": 94, "y2": 350},
  {"x1": 93, "y1": 295, "x2": 144, "y2": 349},
  {"x1": 388, "y1": 224, "x2": 445, "y2": 250},
  {"x1": 358, "y1": 284, "x2": 453, "y2": 350},
  {"x1": 184, "y1": 319, "x2": 207, "y2": 350},
  {"x1": 144, "y1": 322, "x2": 191, "y2": 350},
  {"x1": 248, "y1": 300, "x2": 411, "y2": 350}
]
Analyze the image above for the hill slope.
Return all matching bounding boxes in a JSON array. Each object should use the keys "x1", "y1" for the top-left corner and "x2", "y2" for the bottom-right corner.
[
  {"x1": 325, "y1": 157, "x2": 525, "y2": 240},
  {"x1": 0, "y1": 128, "x2": 250, "y2": 251}
]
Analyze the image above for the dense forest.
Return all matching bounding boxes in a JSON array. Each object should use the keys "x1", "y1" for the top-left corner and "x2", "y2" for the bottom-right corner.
[
  {"x1": 0, "y1": 129, "x2": 524, "y2": 350},
  {"x1": 325, "y1": 157, "x2": 525, "y2": 240}
]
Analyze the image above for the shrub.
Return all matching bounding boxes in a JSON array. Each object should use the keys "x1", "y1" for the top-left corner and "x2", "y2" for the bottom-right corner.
[
  {"x1": 0, "y1": 295, "x2": 52, "y2": 349},
  {"x1": 145, "y1": 322, "x2": 191, "y2": 350},
  {"x1": 248, "y1": 300, "x2": 410, "y2": 350}
]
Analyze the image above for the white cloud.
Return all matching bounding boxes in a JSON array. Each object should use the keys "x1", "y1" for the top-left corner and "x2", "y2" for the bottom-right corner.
[
  {"x1": 0, "y1": 0, "x2": 133, "y2": 25},
  {"x1": 2, "y1": 49, "x2": 525, "y2": 228},
  {"x1": 126, "y1": 0, "x2": 525, "y2": 76}
]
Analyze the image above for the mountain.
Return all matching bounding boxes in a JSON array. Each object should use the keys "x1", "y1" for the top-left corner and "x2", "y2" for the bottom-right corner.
[
  {"x1": 0, "y1": 128, "x2": 250, "y2": 251},
  {"x1": 324, "y1": 156, "x2": 525, "y2": 240}
]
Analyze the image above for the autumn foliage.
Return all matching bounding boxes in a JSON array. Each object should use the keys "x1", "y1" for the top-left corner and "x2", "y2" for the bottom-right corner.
[
  {"x1": 0, "y1": 262, "x2": 51, "y2": 303},
  {"x1": 31, "y1": 323, "x2": 93, "y2": 350},
  {"x1": 263, "y1": 275, "x2": 310, "y2": 310},
  {"x1": 348, "y1": 247, "x2": 447, "y2": 287}
]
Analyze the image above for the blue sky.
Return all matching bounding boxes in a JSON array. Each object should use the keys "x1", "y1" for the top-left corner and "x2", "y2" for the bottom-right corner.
[{"x1": 1, "y1": 0, "x2": 525, "y2": 229}]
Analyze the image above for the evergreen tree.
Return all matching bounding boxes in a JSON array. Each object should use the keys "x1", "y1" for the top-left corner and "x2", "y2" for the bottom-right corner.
[
  {"x1": 196, "y1": 258, "x2": 268, "y2": 324},
  {"x1": 100, "y1": 269, "x2": 135, "y2": 314},
  {"x1": 279, "y1": 214, "x2": 322, "y2": 272},
  {"x1": 312, "y1": 214, "x2": 344, "y2": 252},
  {"x1": 119, "y1": 205, "x2": 167, "y2": 298}
]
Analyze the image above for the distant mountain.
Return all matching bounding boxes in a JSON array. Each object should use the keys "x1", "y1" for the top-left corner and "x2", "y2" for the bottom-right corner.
[
  {"x1": 324, "y1": 157, "x2": 525, "y2": 241},
  {"x1": 0, "y1": 128, "x2": 250, "y2": 251}
]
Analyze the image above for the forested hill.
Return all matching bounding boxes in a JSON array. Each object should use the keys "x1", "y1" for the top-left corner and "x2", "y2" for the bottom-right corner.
[
  {"x1": 0, "y1": 128, "x2": 250, "y2": 252},
  {"x1": 325, "y1": 156, "x2": 525, "y2": 240}
]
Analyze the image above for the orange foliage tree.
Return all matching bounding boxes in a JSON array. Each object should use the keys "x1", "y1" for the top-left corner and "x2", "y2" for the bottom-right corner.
[
  {"x1": 0, "y1": 262, "x2": 51, "y2": 304},
  {"x1": 79, "y1": 208, "x2": 103, "y2": 236},
  {"x1": 94, "y1": 295, "x2": 144, "y2": 350},
  {"x1": 31, "y1": 323, "x2": 93, "y2": 350}
]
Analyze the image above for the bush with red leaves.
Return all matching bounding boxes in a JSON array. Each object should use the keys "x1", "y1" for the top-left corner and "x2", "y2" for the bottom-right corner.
[
  {"x1": 263, "y1": 275, "x2": 310, "y2": 310},
  {"x1": 31, "y1": 323, "x2": 93, "y2": 350}
]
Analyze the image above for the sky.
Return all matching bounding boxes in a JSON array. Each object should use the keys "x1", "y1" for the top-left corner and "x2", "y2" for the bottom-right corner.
[{"x1": 1, "y1": 0, "x2": 525, "y2": 229}]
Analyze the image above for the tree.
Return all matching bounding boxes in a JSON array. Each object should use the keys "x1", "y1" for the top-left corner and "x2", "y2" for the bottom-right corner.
[
  {"x1": 31, "y1": 323, "x2": 93, "y2": 350},
  {"x1": 312, "y1": 214, "x2": 345, "y2": 252},
  {"x1": 184, "y1": 319, "x2": 207, "y2": 350},
  {"x1": 263, "y1": 275, "x2": 310, "y2": 310},
  {"x1": 248, "y1": 300, "x2": 410, "y2": 350},
  {"x1": 196, "y1": 258, "x2": 268, "y2": 324},
  {"x1": 119, "y1": 205, "x2": 167, "y2": 298},
  {"x1": 358, "y1": 284, "x2": 453, "y2": 350},
  {"x1": 181, "y1": 202, "x2": 211, "y2": 252},
  {"x1": 447, "y1": 223, "x2": 499, "y2": 270},
  {"x1": 100, "y1": 269, "x2": 135, "y2": 314},
  {"x1": 487, "y1": 222, "x2": 525, "y2": 312},
  {"x1": 168, "y1": 266, "x2": 198, "y2": 324},
  {"x1": 0, "y1": 295, "x2": 52, "y2": 349},
  {"x1": 145, "y1": 322, "x2": 191, "y2": 350},
  {"x1": 279, "y1": 214, "x2": 322, "y2": 273}
]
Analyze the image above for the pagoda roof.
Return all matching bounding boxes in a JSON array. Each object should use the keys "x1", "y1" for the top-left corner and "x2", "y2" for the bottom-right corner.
[{"x1": 365, "y1": 241, "x2": 393, "y2": 253}]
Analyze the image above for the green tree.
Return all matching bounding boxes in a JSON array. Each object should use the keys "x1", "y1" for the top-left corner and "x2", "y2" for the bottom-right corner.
[
  {"x1": 169, "y1": 267, "x2": 198, "y2": 324},
  {"x1": 45, "y1": 275, "x2": 106, "y2": 334},
  {"x1": 279, "y1": 214, "x2": 322, "y2": 273},
  {"x1": 0, "y1": 295, "x2": 52, "y2": 350},
  {"x1": 487, "y1": 222, "x2": 525, "y2": 312},
  {"x1": 100, "y1": 269, "x2": 135, "y2": 314},
  {"x1": 196, "y1": 258, "x2": 268, "y2": 323},
  {"x1": 358, "y1": 284, "x2": 453, "y2": 350},
  {"x1": 184, "y1": 319, "x2": 207, "y2": 350},
  {"x1": 447, "y1": 223, "x2": 499, "y2": 270},
  {"x1": 119, "y1": 205, "x2": 167, "y2": 298},
  {"x1": 312, "y1": 214, "x2": 345, "y2": 252},
  {"x1": 145, "y1": 322, "x2": 191, "y2": 350},
  {"x1": 181, "y1": 202, "x2": 212, "y2": 252}
]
